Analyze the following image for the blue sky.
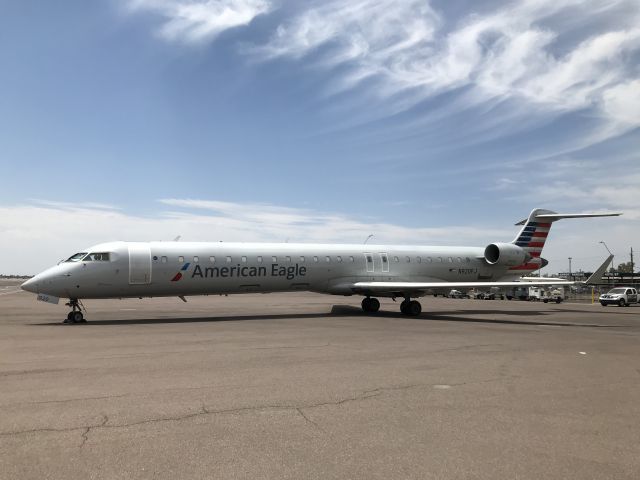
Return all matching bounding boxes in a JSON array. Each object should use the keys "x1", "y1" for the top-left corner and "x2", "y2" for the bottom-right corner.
[{"x1": 1, "y1": 0, "x2": 639, "y2": 274}]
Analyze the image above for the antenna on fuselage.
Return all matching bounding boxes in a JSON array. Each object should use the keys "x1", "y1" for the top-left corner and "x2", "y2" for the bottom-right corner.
[
  {"x1": 364, "y1": 234, "x2": 374, "y2": 244},
  {"x1": 173, "y1": 235, "x2": 181, "y2": 242}
]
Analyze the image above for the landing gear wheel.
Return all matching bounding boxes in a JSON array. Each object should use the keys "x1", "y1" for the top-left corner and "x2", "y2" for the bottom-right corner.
[
  {"x1": 400, "y1": 300, "x2": 421, "y2": 316},
  {"x1": 64, "y1": 299, "x2": 86, "y2": 324},
  {"x1": 400, "y1": 300, "x2": 410, "y2": 315},
  {"x1": 361, "y1": 297, "x2": 380, "y2": 313},
  {"x1": 407, "y1": 300, "x2": 421, "y2": 316}
]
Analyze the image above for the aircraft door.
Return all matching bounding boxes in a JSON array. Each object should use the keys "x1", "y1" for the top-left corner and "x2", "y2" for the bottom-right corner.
[
  {"x1": 128, "y1": 243, "x2": 152, "y2": 284},
  {"x1": 364, "y1": 253, "x2": 374, "y2": 273},
  {"x1": 380, "y1": 253, "x2": 389, "y2": 273}
]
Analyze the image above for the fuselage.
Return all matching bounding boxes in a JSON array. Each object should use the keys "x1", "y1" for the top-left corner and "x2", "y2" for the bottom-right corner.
[{"x1": 22, "y1": 241, "x2": 517, "y2": 300}]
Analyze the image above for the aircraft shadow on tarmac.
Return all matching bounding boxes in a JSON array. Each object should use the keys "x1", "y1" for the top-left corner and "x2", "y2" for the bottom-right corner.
[{"x1": 33, "y1": 305, "x2": 621, "y2": 328}]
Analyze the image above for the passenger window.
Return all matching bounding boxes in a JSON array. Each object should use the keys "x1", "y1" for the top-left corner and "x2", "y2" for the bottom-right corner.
[
  {"x1": 313, "y1": 256, "x2": 318, "y2": 262},
  {"x1": 394, "y1": 256, "x2": 399, "y2": 262},
  {"x1": 193, "y1": 256, "x2": 199, "y2": 263},
  {"x1": 457, "y1": 257, "x2": 462, "y2": 263},
  {"x1": 257, "y1": 256, "x2": 263, "y2": 263},
  {"x1": 226, "y1": 256, "x2": 232, "y2": 263},
  {"x1": 437, "y1": 257, "x2": 442, "y2": 262},
  {"x1": 286, "y1": 256, "x2": 291, "y2": 262},
  {"x1": 241, "y1": 256, "x2": 247, "y2": 263},
  {"x1": 272, "y1": 256, "x2": 277, "y2": 262},
  {"x1": 325, "y1": 256, "x2": 331, "y2": 262},
  {"x1": 210, "y1": 256, "x2": 215, "y2": 263},
  {"x1": 405, "y1": 256, "x2": 410, "y2": 263},
  {"x1": 161, "y1": 256, "x2": 167, "y2": 263},
  {"x1": 349, "y1": 256, "x2": 354, "y2": 262},
  {"x1": 427, "y1": 257, "x2": 432, "y2": 262},
  {"x1": 299, "y1": 256, "x2": 305, "y2": 262},
  {"x1": 178, "y1": 256, "x2": 184, "y2": 263},
  {"x1": 417, "y1": 256, "x2": 421, "y2": 263},
  {"x1": 466, "y1": 257, "x2": 471, "y2": 263},
  {"x1": 337, "y1": 256, "x2": 342, "y2": 262},
  {"x1": 448, "y1": 257, "x2": 453, "y2": 263}
]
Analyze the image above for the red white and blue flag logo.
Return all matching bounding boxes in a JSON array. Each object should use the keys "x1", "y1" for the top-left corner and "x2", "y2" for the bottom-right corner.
[{"x1": 171, "y1": 263, "x2": 190, "y2": 282}]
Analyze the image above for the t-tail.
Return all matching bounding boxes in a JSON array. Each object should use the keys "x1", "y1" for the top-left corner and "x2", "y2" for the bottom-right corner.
[{"x1": 509, "y1": 208, "x2": 621, "y2": 274}]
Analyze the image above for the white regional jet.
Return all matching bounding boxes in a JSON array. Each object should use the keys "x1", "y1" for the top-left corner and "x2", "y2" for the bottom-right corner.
[{"x1": 21, "y1": 208, "x2": 620, "y2": 323}]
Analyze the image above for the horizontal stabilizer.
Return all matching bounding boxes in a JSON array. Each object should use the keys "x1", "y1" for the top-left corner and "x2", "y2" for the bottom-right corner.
[{"x1": 515, "y1": 212, "x2": 621, "y2": 225}]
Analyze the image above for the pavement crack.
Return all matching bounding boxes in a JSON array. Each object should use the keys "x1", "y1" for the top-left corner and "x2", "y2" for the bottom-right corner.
[
  {"x1": 0, "y1": 383, "x2": 454, "y2": 439},
  {"x1": 296, "y1": 408, "x2": 323, "y2": 432},
  {"x1": 79, "y1": 415, "x2": 108, "y2": 449}
]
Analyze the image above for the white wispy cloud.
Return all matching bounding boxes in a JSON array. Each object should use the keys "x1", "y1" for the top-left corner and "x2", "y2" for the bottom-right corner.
[
  {"x1": 125, "y1": 0, "x2": 272, "y2": 44},
  {"x1": 3, "y1": 198, "x2": 633, "y2": 275},
  {"x1": 125, "y1": 0, "x2": 640, "y2": 144},
  {"x1": 2, "y1": 199, "x2": 515, "y2": 274},
  {"x1": 248, "y1": 0, "x2": 640, "y2": 143}
]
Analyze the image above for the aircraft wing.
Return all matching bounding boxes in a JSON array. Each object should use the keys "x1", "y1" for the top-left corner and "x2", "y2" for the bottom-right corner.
[{"x1": 352, "y1": 280, "x2": 573, "y2": 294}]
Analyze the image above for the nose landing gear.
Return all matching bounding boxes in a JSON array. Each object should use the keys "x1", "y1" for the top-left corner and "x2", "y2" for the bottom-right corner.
[{"x1": 64, "y1": 299, "x2": 86, "y2": 324}]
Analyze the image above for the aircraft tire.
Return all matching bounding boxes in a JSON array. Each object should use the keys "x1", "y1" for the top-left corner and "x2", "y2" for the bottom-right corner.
[
  {"x1": 407, "y1": 300, "x2": 421, "y2": 316},
  {"x1": 369, "y1": 298, "x2": 380, "y2": 312},
  {"x1": 72, "y1": 311, "x2": 85, "y2": 323},
  {"x1": 400, "y1": 300, "x2": 410, "y2": 315},
  {"x1": 362, "y1": 297, "x2": 380, "y2": 313}
]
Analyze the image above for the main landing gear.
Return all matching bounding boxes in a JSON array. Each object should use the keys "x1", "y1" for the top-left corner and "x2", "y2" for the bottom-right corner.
[
  {"x1": 361, "y1": 297, "x2": 381, "y2": 313},
  {"x1": 64, "y1": 299, "x2": 86, "y2": 324},
  {"x1": 400, "y1": 298, "x2": 422, "y2": 316},
  {"x1": 360, "y1": 296, "x2": 422, "y2": 316}
]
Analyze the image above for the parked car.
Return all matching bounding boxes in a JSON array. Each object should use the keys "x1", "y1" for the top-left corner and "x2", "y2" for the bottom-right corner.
[{"x1": 599, "y1": 287, "x2": 638, "y2": 307}]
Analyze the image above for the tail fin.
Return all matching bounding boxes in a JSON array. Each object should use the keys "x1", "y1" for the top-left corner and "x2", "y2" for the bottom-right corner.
[{"x1": 509, "y1": 208, "x2": 621, "y2": 273}]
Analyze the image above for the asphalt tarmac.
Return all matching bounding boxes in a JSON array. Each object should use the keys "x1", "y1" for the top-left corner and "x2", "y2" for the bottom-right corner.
[{"x1": 1, "y1": 284, "x2": 639, "y2": 479}]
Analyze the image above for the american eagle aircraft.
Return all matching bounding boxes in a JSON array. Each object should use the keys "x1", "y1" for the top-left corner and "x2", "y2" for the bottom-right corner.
[{"x1": 21, "y1": 208, "x2": 620, "y2": 323}]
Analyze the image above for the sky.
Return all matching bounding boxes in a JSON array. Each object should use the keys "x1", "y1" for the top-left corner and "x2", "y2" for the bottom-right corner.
[{"x1": 1, "y1": 0, "x2": 639, "y2": 275}]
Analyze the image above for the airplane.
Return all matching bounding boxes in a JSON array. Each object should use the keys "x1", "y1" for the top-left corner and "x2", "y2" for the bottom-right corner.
[{"x1": 21, "y1": 208, "x2": 620, "y2": 323}]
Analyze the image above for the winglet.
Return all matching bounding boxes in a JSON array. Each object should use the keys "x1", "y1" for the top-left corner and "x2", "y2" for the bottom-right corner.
[{"x1": 585, "y1": 254, "x2": 614, "y2": 285}]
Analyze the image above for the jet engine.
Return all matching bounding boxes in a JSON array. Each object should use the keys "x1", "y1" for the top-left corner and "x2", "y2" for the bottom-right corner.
[{"x1": 484, "y1": 243, "x2": 529, "y2": 266}]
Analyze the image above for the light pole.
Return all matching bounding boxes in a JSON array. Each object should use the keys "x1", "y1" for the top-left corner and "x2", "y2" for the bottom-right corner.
[{"x1": 568, "y1": 257, "x2": 572, "y2": 281}]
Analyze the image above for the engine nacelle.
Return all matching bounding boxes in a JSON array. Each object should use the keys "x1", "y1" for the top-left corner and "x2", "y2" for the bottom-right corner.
[{"x1": 484, "y1": 242, "x2": 529, "y2": 266}]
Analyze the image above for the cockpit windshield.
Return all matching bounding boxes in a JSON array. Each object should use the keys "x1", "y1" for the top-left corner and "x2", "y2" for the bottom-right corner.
[
  {"x1": 65, "y1": 252, "x2": 88, "y2": 262},
  {"x1": 83, "y1": 252, "x2": 110, "y2": 262}
]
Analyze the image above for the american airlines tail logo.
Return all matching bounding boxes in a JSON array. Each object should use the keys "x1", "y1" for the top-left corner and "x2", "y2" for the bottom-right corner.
[{"x1": 171, "y1": 263, "x2": 191, "y2": 282}]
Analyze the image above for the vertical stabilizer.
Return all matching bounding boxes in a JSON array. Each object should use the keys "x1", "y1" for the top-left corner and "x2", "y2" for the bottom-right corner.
[{"x1": 510, "y1": 209, "x2": 555, "y2": 273}]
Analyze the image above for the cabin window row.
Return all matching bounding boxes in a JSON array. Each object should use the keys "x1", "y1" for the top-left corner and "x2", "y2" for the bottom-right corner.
[
  {"x1": 165, "y1": 255, "x2": 359, "y2": 264},
  {"x1": 392, "y1": 256, "x2": 471, "y2": 263},
  {"x1": 159, "y1": 255, "x2": 472, "y2": 264}
]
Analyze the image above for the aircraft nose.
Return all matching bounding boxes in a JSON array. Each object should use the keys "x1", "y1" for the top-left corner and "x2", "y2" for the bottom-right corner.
[{"x1": 21, "y1": 276, "x2": 39, "y2": 293}]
